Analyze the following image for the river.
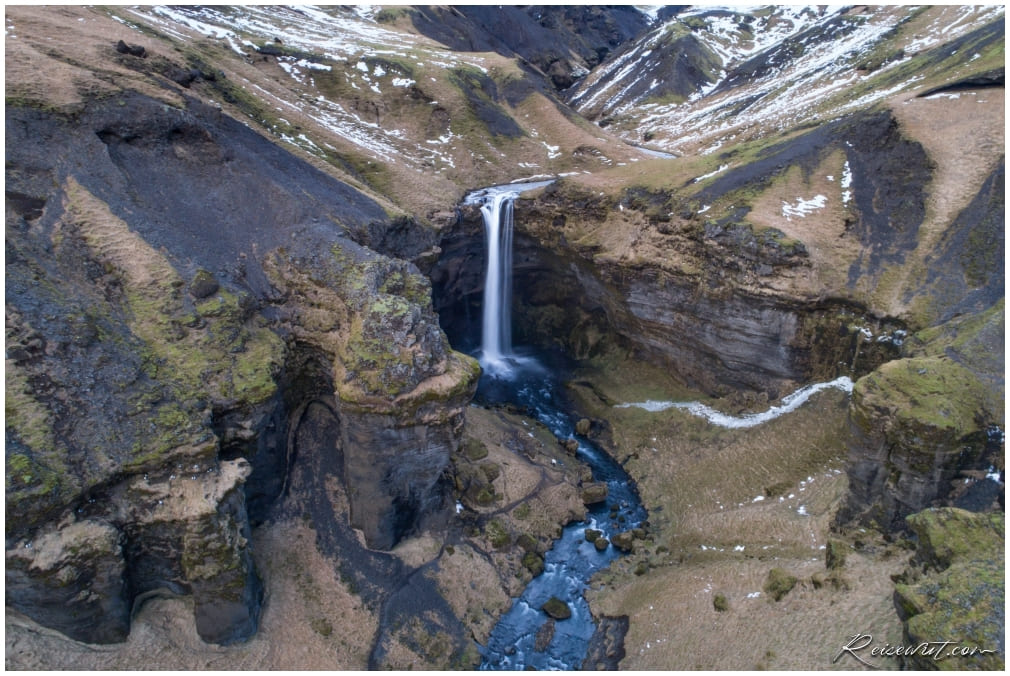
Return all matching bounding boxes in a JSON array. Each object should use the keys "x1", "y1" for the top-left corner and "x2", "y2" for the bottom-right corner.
[{"x1": 475, "y1": 351, "x2": 647, "y2": 670}]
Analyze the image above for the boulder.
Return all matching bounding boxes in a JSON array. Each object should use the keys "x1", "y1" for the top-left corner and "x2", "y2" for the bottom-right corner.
[
  {"x1": 581, "y1": 482, "x2": 608, "y2": 505},
  {"x1": 763, "y1": 567, "x2": 797, "y2": 601},
  {"x1": 611, "y1": 530, "x2": 635, "y2": 552},
  {"x1": 542, "y1": 597, "x2": 572, "y2": 620}
]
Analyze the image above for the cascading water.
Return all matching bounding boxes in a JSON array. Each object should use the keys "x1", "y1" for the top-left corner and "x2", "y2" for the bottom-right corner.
[
  {"x1": 464, "y1": 181, "x2": 646, "y2": 670},
  {"x1": 479, "y1": 190, "x2": 516, "y2": 372},
  {"x1": 465, "y1": 180, "x2": 552, "y2": 376}
]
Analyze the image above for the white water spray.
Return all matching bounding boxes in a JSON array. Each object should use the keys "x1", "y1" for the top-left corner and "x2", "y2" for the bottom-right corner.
[
  {"x1": 479, "y1": 190, "x2": 517, "y2": 372},
  {"x1": 464, "y1": 180, "x2": 553, "y2": 376}
]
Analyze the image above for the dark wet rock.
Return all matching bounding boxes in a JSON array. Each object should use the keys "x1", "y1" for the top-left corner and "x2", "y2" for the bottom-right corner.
[
  {"x1": 584, "y1": 528, "x2": 602, "y2": 543},
  {"x1": 541, "y1": 597, "x2": 572, "y2": 620},
  {"x1": 582, "y1": 614, "x2": 629, "y2": 670},
  {"x1": 534, "y1": 618, "x2": 555, "y2": 652},
  {"x1": 115, "y1": 39, "x2": 146, "y2": 58},
  {"x1": 575, "y1": 418, "x2": 591, "y2": 435},
  {"x1": 594, "y1": 537, "x2": 610, "y2": 552}
]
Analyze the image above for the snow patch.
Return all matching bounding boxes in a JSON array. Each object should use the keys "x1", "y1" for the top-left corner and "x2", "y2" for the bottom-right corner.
[{"x1": 782, "y1": 194, "x2": 827, "y2": 220}]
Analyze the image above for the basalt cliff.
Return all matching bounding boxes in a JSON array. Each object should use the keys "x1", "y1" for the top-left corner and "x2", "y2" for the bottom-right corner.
[{"x1": 5, "y1": 5, "x2": 1004, "y2": 670}]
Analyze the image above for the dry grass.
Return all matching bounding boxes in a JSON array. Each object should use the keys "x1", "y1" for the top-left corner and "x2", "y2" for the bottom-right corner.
[
  {"x1": 883, "y1": 91, "x2": 1005, "y2": 317},
  {"x1": 5, "y1": 6, "x2": 185, "y2": 110},
  {"x1": 748, "y1": 150, "x2": 859, "y2": 297},
  {"x1": 570, "y1": 353, "x2": 908, "y2": 670}
]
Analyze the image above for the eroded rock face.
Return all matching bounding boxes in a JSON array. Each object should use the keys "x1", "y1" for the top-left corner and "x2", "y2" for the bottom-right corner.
[
  {"x1": 432, "y1": 197, "x2": 899, "y2": 397},
  {"x1": 6, "y1": 92, "x2": 477, "y2": 643},
  {"x1": 839, "y1": 356, "x2": 997, "y2": 531},
  {"x1": 6, "y1": 460, "x2": 260, "y2": 645}
]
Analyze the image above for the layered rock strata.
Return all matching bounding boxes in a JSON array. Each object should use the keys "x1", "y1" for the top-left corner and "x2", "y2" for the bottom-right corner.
[{"x1": 6, "y1": 92, "x2": 477, "y2": 643}]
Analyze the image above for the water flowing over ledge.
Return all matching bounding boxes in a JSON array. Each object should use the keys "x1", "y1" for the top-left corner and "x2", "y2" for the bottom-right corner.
[
  {"x1": 614, "y1": 376, "x2": 854, "y2": 428},
  {"x1": 464, "y1": 179, "x2": 554, "y2": 378}
]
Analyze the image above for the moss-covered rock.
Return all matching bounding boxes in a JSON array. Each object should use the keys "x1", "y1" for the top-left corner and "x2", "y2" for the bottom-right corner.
[
  {"x1": 841, "y1": 356, "x2": 995, "y2": 531},
  {"x1": 906, "y1": 507, "x2": 1004, "y2": 571},
  {"x1": 825, "y1": 539, "x2": 847, "y2": 570},
  {"x1": 581, "y1": 482, "x2": 609, "y2": 505},
  {"x1": 893, "y1": 508, "x2": 1004, "y2": 670},
  {"x1": 542, "y1": 597, "x2": 572, "y2": 620},
  {"x1": 522, "y1": 551, "x2": 545, "y2": 576},
  {"x1": 763, "y1": 567, "x2": 798, "y2": 601}
]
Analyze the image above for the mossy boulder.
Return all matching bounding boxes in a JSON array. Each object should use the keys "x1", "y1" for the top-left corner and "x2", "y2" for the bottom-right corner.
[
  {"x1": 522, "y1": 551, "x2": 545, "y2": 576},
  {"x1": 763, "y1": 567, "x2": 798, "y2": 601},
  {"x1": 611, "y1": 530, "x2": 635, "y2": 552},
  {"x1": 581, "y1": 482, "x2": 609, "y2": 505},
  {"x1": 584, "y1": 528, "x2": 602, "y2": 543},
  {"x1": 542, "y1": 597, "x2": 572, "y2": 620},
  {"x1": 825, "y1": 539, "x2": 847, "y2": 570},
  {"x1": 188, "y1": 269, "x2": 219, "y2": 299},
  {"x1": 894, "y1": 508, "x2": 1005, "y2": 670}
]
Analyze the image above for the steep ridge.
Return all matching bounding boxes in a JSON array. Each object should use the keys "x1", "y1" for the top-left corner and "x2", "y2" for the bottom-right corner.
[{"x1": 572, "y1": 6, "x2": 1004, "y2": 155}]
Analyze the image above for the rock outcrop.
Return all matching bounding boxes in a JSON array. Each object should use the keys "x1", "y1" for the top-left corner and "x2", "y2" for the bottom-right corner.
[
  {"x1": 6, "y1": 89, "x2": 477, "y2": 643},
  {"x1": 893, "y1": 508, "x2": 1004, "y2": 670}
]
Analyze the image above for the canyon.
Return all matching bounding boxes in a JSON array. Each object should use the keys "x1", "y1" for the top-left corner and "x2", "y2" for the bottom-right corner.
[{"x1": 5, "y1": 4, "x2": 1004, "y2": 670}]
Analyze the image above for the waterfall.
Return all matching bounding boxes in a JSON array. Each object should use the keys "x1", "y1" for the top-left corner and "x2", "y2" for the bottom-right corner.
[
  {"x1": 480, "y1": 190, "x2": 518, "y2": 372},
  {"x1": 463, "y1": 179, "x2": 553, "y2": 376}
]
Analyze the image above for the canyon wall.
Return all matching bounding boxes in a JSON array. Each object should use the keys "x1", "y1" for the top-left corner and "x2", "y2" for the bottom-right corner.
[{"x1": 6, "y1": 93, "x2": 477, "y2": 643}]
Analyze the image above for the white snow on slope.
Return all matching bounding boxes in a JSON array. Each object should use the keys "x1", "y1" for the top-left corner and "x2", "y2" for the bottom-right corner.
[{"x1": 124, "y1": 5, "x2": 489, "y2": 170}]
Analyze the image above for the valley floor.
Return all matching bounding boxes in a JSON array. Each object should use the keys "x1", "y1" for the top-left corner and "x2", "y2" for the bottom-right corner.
[{"x1": 570, "y1": 351, "x2": 907, "y2": 670}]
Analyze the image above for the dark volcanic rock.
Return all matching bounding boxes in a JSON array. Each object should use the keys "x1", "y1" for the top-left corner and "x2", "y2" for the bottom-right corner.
[
  {"x1": 5, "y1": 520, "x2": 130, "y2": 644},
  {"x1": 411, "y1": 6, "x2": 649, "y2": 92},
  {"x1": 582, "y1": 614, "x2": 629, "y2": 669},
  {"x1": 5, "y1": 91, "x2": 478, "y2": 644},
  {"x1": 115, "y1": 39, "x2": 146, "y2": 58}
]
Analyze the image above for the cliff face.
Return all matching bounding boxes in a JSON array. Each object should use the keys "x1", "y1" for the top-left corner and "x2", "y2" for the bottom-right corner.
[{"x1": 5, "y1": 90, "x2": 477, "y2": 642}]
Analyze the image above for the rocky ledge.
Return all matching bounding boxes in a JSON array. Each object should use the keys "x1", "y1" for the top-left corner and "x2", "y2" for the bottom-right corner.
[{"x1": 5, "y1": 92, "x2": 477, "y2": 644}]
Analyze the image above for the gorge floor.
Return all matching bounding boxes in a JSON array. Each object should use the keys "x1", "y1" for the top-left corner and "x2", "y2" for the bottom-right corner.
[{"x1": 6, "y1": 350, "x2": 908, "y2": 670}]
